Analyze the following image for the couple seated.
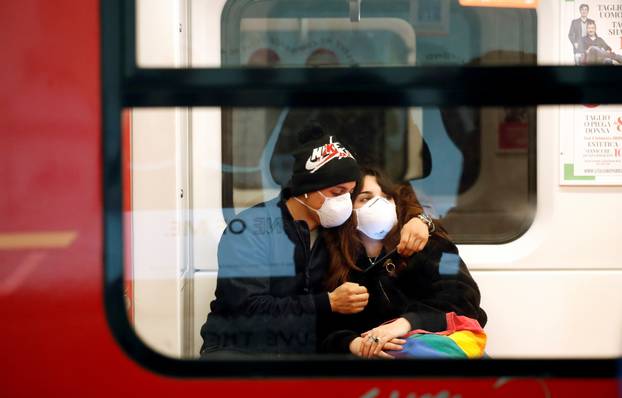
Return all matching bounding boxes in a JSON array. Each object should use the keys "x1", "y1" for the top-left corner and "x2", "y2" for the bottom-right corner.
[{"x1": 200, "y1": 124, "x2": 487, "y2": 358}]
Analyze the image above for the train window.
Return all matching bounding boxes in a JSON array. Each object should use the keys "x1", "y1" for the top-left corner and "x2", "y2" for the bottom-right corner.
[
  {"x1": 104, "y1": 0, "x2": 621, "y2": 378},
  {"x1": 217, "y1": 0, "x2": 536, "y2": 242}
]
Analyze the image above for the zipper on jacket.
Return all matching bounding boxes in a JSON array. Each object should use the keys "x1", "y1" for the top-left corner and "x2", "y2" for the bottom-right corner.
[
  {"x1": 378, "y1": 279, "x2": 391, "y2": 304},
  {"x1": 293, "y1": 221, "x2": 311, "y2": 290},
  {"x1": 294, "y1": 222, "x2": 310, "y2": 261}
]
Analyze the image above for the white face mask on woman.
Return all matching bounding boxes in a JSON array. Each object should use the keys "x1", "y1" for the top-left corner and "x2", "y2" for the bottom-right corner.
[
  {"x1": 295, "y1": 191, "x2": 353, "y2": 228},
  {"x1": 354, "y1": 196, "x2": 398, "y2": 240}
]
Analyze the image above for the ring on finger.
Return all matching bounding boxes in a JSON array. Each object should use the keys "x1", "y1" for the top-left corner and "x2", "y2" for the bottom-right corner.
[{"x1": 368, "y1": 335, "x2": 380, "y2": 344}]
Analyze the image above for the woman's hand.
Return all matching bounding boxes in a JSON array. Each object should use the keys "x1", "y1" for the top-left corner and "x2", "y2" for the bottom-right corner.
[
  {"x1": 397, "y1": 217, "x2": 429, "y2": 256},
  {"x1": 349, "y1": 336, "x2": 406, "y2": 359},
  {"x1": 360, "y1": 317, "x2": 412, "y2": 357}
]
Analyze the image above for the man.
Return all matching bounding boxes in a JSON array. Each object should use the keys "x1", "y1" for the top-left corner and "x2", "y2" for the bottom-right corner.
[
  {"x1": 582, "y1": 21, "x2": 622, "y2": 65},
  {"x1": 200, "y1": 125, "x2": 432, "y2": 355},
  {"x1": 568, "y1": 4, "x2": 594, "y2": 65}
]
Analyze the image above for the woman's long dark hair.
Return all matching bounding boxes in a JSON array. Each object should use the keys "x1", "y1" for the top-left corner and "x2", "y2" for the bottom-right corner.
[{"x1": 323, "y1": 167, "x2": 448, "y2": 291}]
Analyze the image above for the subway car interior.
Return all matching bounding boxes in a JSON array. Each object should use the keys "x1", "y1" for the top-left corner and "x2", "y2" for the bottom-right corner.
[{"x1": 114, "y1": 0, "x2": 622, "y2": 369}]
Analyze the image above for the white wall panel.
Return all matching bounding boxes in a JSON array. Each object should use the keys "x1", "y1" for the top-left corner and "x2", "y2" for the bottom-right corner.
[
  {"x1": 132, "y1": 0, "x2": 191, "y2": 358},
  {"x1": 189, "y1": 2, "x2": 228, "y2": 272},
  {"x1": 132, "y1": 109, "x2": 184, "y2": 358},
  {"x1": 474, "y1": 270, "x2": 622, "y2": 358}
]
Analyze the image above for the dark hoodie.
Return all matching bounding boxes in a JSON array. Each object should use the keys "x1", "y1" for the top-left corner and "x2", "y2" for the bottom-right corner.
[
  {"x1": 319, "y1": 236, "x2": 487, "y2": 354},
  {"x1": 200, "y1": 195, "x2": 332, "y2": 355}
]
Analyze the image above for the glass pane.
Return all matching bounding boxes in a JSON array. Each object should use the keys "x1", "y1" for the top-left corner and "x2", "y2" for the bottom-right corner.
[
  {"x1": 124, "y1": 104, "x2": 541, "y2": 361},
  {"x1": 121, "y1": 104, "x2": 622, "y2": 364}
]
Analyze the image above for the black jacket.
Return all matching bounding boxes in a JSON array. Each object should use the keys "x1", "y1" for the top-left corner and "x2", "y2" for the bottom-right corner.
[
  {"x1": 319, "y1": 236, "x2": 487, "y2": 354},
  {"x1": 200, "y1": 195, "x2": 332, "y2": 355},
  {"x1": 582, "y1": 35, "x2": 612, "y2": 52}
]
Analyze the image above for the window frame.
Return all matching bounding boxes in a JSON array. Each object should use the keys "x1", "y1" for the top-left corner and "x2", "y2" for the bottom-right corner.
[{"x1": 102, "y1": 0, "x2": 621, "y2": 377}]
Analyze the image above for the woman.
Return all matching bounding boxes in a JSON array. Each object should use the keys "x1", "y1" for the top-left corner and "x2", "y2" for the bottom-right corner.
[{"x1": 320, "y1": 168, "x2": 487, "y2": 358}]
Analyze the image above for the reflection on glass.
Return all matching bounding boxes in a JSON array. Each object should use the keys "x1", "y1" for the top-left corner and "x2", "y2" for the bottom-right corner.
[
  {"x1": 120, "y1": 102, "x2": 622, "y2": 368},
  {"x1": 225, "y1": 0, "x2": 536, "y2": 67}
]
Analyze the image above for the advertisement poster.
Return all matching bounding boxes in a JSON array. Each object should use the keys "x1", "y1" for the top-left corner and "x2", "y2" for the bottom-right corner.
[{"x1": 559, "y1": 0, "x2": 622, "y2": 185}]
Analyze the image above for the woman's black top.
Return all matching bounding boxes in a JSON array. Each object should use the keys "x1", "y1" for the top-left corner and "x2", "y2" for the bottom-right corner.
[{"x1": 318, "y1": 236, "x2": 487, "y2": 354}]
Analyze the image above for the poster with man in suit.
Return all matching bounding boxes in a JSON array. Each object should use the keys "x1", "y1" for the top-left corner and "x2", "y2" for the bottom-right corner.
[{"x1": 568, "y1": 3, "x2": 595, "y2": 64}]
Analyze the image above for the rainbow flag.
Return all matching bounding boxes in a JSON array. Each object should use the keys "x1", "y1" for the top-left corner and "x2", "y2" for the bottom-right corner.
[{"x1": 390, "y1": 312, "x2": 487, "y2": 359}]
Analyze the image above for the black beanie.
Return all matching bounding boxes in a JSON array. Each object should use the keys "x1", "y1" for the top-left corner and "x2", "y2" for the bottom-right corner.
[{"x1": 287, "y1": 124, "x2": 360, "y2": 197}]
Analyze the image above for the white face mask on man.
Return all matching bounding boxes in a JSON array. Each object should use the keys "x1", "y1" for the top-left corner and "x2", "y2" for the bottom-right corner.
[
  {"x1": 295, "y1": 191, "x2": 353, "y2": 228},
  {"x1": 354, "y1": 196, "x2": 398, "y2": 240}
]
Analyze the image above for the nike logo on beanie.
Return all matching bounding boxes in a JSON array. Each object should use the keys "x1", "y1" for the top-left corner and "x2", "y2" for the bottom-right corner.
[{"x1": 305, "y1": 136, "x2": 355, "y2": 174}]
